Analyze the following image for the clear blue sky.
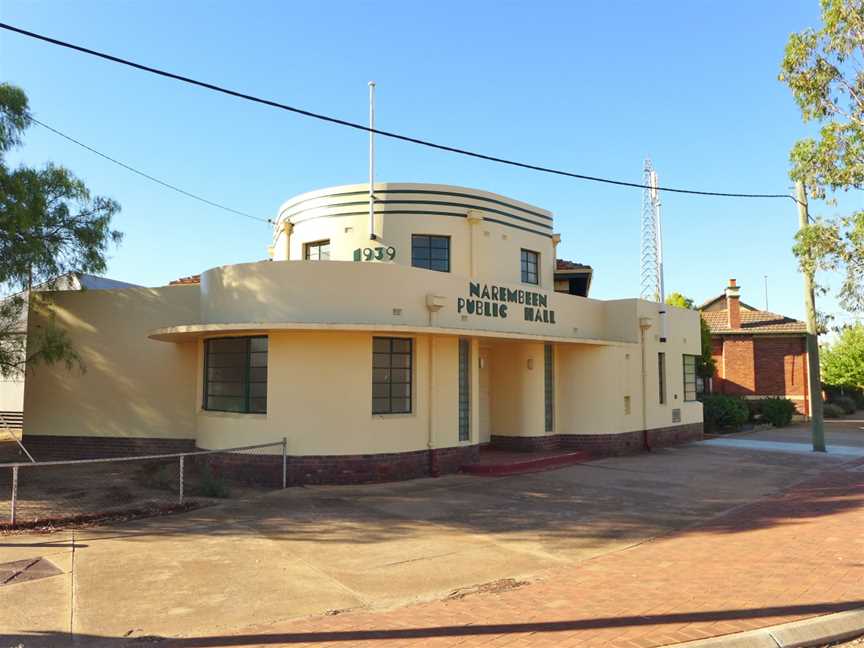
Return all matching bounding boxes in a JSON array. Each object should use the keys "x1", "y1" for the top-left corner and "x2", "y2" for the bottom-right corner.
[{"x1": 2, "y1": 1, "x2": 859, "y2": 322}]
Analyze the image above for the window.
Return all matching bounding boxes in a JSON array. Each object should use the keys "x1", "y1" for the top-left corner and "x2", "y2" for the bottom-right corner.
[
  {"x1": 304, "y1": 240, "x2": 330, "y2": 260},
  {"x1": 658, "y1": 352, "x2": 667, "y2": 405},
  {"x1": 372, "y1": 337, "x2": 413, "y2": 414},
  {"x1": 544, "y1": 343, "x2": 555, "y2": 432},
  {"x1": 683, "y1": 355, "x2": 698, "y2": 402},
  {"x1": 204, "y1": 336, "x2": 268, "y2": 413},
  {"x1": 411, "y1": 235, "x2": 450, "y2": 272},
  {"x1": 458, "y1": 339, "x2": 471, "y2": 441},
  {"x1": 521, "y1": 249, "x2": 539, "y2": 285}
]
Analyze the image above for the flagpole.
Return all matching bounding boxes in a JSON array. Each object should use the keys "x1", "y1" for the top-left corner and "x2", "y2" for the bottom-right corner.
[{"x1": 368, "y1": 81, "x2": 376, "y2": 240}]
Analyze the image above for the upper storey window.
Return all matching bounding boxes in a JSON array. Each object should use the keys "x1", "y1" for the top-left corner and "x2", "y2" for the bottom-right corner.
[
  {"x1": 304, "y1": 240, "x2": 330, "y2": 260},
  {"x1": 412, "y1": 235, "x2": 450, "y2": 273},
  {"x1": 521, "y1": 249, "x2": 539, "y2": 285}
]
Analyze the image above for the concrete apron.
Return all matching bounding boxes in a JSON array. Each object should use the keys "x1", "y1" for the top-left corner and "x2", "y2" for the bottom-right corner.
[{"x1": 1, "y1": 424, "x2": 862, "y2": 645}]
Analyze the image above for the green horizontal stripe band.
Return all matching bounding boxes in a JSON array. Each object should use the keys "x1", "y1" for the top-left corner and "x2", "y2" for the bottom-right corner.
[{"x1": 280, "y1": 188, "x2": 553, "y2": 223}]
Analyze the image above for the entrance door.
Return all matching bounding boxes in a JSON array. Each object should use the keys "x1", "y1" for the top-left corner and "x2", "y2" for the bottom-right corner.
[{"x1": 479, "y1": 348, "x2": 491, "y2": 444}]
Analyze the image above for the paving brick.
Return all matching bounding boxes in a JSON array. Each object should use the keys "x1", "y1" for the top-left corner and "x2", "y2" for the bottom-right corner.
[{"x1": 198, "y1": 460, "x2": 864, "y2": 648}]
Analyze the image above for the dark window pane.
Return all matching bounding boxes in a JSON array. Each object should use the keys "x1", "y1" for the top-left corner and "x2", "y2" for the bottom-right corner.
[
  {"x1": 391, "y1": 339, "x2": 411, "y2": 353},
  {"x1": 209, "y1": 338, "x2": 246, "y2": 353},
  {"x1": 521, "y1": 250, "x2": 539, "y2": 284},
  {"x1": 412, "y1": 235, "x2": 449, "y2": 273},
  {"x1": 372, "y1": 398, "x2": 390, "y2": 414},
  {"x1": 373, "y1": 338, "x2": 391, "y2": 353},
  {"x1": 373, "y1": 353, "x2": 392, "y2": 368},
  {"x1": 208, "y1": 382, "x2": 244, "y2": 397},
  {"x1": 390, "y1": 383, "x2": 411, "y2": 398},
  {"x1": 206, "y1": 396, "x2": 245, "y2": 412},
  {"x1": 209, "y1": 367, "x2": 244, "y2": 382},
  {"x1": 372, "y1": 337, "x2": 412, "y2": 414},
  {"x1": 390, "y1": 368, "x2": 411, "y2": 383},
  {"x1": 204, "y1": 336, "x2": 268, "y2": 413},
  {"x1": 391, "y1": 398, "x2": 411, "y2": 413}
]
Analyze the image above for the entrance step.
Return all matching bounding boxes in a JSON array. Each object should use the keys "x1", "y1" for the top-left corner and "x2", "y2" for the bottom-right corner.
[{"x1": 460, "y1": 449, "x2": 591, "y2": 476}]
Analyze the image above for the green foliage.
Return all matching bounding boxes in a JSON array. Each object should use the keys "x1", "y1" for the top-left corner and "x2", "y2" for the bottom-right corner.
[
  {"x1": 0, "y1": 83, "x2": 121, "y2": 378},
  {"x1": 780, "y1": 1, "x2": 864, "y2": 313},
  {"x1": 665, "y1": 292, "x2": 694, "y2": 309},
  {"x1": 195, "y1": 464, "x2": 231, "y2": 498},
  {"x1": 830, "y1": 394, "x2": 858, "y2": 413},
  {"x1": 701, "y1": 394, "x2": 749, "y2": 431},
  {"x1": 823, "y1": 401, "x2": 845, "y2": 417},
  {"x1": 759, "y1": 398, "x2": 798, "y2": 427},
  {"x1": 821, "y1": 323, "x2": 864, "y2": 388},
  {"x1": 698, "y1": 316, "x2": 717, "y2": 379},
  {"x1": 665, "y1": 292, "x2": 716, "y2": 379}
]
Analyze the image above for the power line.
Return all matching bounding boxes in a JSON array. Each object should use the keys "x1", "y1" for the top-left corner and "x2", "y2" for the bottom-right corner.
[
  {"x1": 31, "y1": 118, "x2": 271, "y2": 224},
  {"x1": 2, "y1": 22, "x2": 801, "y2": 205}
]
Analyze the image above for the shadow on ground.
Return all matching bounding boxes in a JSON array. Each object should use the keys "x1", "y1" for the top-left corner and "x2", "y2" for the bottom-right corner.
[{"x1": 9, "y1": 600, "x2": 864, "y2": 647}]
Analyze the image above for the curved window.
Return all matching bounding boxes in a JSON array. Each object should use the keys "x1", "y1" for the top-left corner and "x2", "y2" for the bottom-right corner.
[{"x1": 203, "y1": 337, "x2": 268, "y2": 413}]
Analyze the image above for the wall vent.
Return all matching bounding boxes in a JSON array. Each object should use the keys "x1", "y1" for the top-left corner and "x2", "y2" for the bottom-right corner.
[{"x1": 672, "y1": 408, "x2": 681, "y2": 423}]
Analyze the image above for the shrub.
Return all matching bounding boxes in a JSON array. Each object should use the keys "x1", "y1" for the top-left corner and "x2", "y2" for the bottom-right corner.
[
  {"x1": 701, "y1": 395, "x2": 749, "y2": 431},
  {"x1": 746, "y1": 399, "x2": 764, "y2": 422},
  {"x1": 830, "y1": 395, "x2": 857, "y2": 415},
  {"x1": 760, "y1": 398, "x2": 797, "y2": 427},
  {"x1": 194, "y1": 464, "x2": 231, "y2": 498},
  {"x1": 823, "y1": 402, "x2": 844, "y2": 418}
]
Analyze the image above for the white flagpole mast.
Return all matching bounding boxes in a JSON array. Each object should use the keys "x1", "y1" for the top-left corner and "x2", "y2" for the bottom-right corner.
[{"x1": 368, "y1": 81, "x2": 376, "y2": 240}]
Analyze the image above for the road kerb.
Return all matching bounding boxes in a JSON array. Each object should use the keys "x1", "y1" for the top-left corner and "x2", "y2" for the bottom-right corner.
[{"x1": 668, "y1": 608, "x2": 864, "y2": 648}]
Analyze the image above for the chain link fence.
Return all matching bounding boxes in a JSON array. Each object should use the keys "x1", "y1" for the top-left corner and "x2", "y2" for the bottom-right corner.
[{"x1": 0, "y1": 439, "x2": 287, "y2": 528}]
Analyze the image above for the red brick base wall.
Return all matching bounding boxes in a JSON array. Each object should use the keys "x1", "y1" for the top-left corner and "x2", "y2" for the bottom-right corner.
[
  {"x1": 19, "y1": 435, "x2": 480, "y2": 487},
  {"x1": 492, "y1": 423, "x2": 704, "y2": 457},
  {"x1": 490, "y1": 435, "x2": 561, "y2": 452},
  {"x1": 205, "y1": 444, "x2": 480, "y2": 487}
]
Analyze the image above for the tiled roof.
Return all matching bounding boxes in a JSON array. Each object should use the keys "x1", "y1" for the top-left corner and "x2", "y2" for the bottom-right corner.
[
  {"x1": 701, "y1": 308, "x2": 807, "y2": 334},
  {"x1": 169, "y1": 275, "x2": 201, "y2": 285},
  {"x1": 556, "y1": 259, "x2": 592, "y2": 271}
]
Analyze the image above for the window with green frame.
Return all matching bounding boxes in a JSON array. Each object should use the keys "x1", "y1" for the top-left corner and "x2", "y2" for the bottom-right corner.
[
  {"x1": 683, "y1": 354, "x2": 698, "y2": 402},
  {"x1": 203, "y1": 336, "x2": 268, "y2": 413},
  {"x1": 458, "y1": 338, "x2": 470, "y2": 441},
  {"x1": 544, "y1": 343, "x2": 555, "y2": 432},
  {"x1": 372, "y1": 337, "x2": 413, "y2": 414}
]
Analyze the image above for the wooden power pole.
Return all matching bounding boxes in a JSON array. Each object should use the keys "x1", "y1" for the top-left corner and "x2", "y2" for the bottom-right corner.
[{"x1": 796, "y1": 180, "x2": 826, "y2": 452}]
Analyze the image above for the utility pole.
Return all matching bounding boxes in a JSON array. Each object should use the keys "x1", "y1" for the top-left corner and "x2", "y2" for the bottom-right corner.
[{"x1": 796, "y1": 180, "x2": 826, "y2": 452}]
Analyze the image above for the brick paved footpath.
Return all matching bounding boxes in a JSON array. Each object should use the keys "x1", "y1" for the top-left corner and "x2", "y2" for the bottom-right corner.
[{"x1": 173, "y1": 459, "x2": 864, "y2": 648}]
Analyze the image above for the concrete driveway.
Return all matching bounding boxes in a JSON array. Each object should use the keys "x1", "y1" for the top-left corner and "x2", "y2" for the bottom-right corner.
[{"x1": 2, "y1": 421, "x2": 863, "y2": 646}]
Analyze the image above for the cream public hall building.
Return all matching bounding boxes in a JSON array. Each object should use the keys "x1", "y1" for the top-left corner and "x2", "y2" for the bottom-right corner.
[{"x1": 22, "y1": 183, "x2": 704, "y2": 483}]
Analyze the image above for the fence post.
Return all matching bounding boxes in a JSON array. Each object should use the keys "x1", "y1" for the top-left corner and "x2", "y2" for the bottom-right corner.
[
  {"x1": 10, "y1": 466, "x2": 18, "y2": 526},
  {"x1": 179, "y1": 455, "x2": 185, "y2": 505},
  {"x1": 281, "y1": 437, "x2": 288, "y2": 489}
]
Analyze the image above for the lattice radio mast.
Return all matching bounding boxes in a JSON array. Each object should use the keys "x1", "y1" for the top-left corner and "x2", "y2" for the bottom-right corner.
[
  {"x1": 640, "y1": 159, "x2": 667, "y2": 341},
  {"x1": 639, "y1": 159, "x2": 663, "y2": 302}
]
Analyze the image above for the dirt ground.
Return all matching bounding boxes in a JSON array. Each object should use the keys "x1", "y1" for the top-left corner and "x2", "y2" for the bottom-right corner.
[{"x1": 0, "y1": 450, "x2": 274, "y2": 526}]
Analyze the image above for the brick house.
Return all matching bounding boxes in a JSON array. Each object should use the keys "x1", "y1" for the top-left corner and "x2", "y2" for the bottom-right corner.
[{"x1": 699, "y1": 279, "x2": 810, "y2": 413}]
